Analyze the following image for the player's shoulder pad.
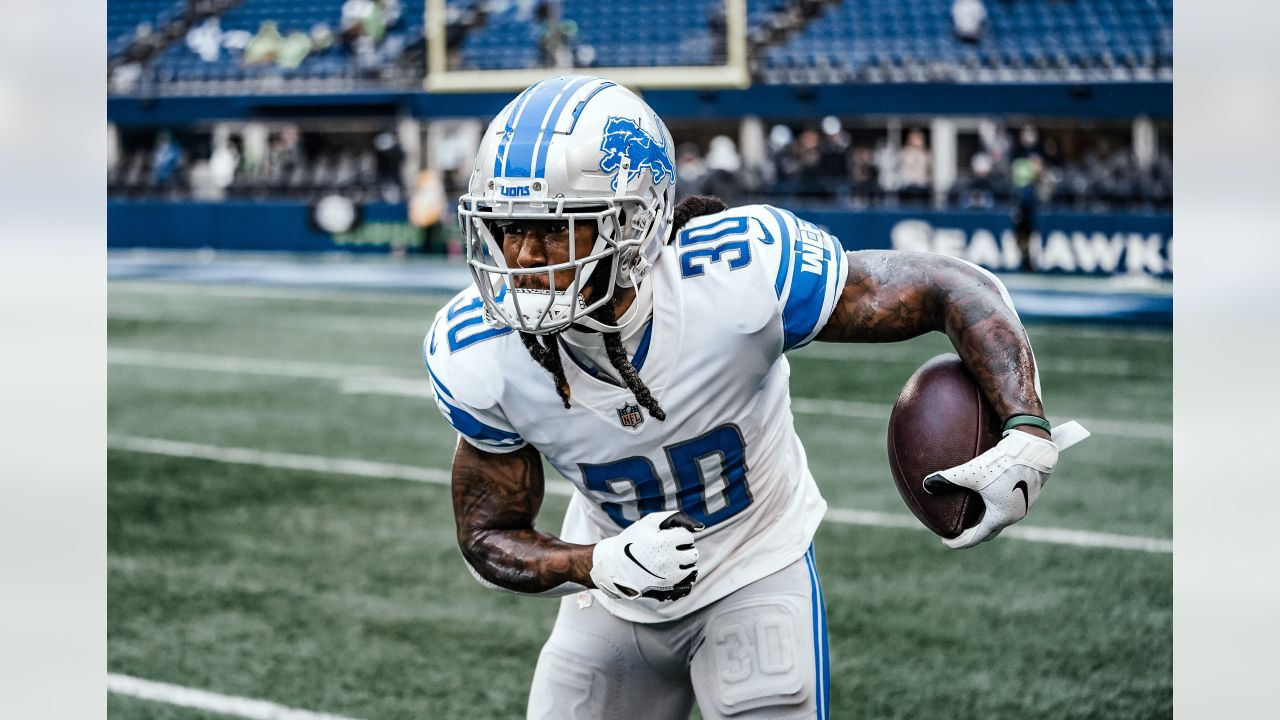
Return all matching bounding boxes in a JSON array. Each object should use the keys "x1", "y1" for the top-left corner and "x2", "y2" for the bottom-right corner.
[{"x1": 422, "y1": 286, "x2": 526, "y2": 453}]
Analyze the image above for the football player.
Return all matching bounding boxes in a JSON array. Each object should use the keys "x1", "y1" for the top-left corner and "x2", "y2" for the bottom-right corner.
[{"x1": 424, "y1": 76, "x2": 1065, "y2": 719}]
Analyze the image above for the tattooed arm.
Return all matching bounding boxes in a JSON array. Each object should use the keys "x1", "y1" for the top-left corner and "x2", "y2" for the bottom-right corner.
[
  {"x1": 452, "y1": 440, "x2": 595, "y2": 595},
  {"x1": 815, "y1": 250, "x2": 1048, "y2": 438}
]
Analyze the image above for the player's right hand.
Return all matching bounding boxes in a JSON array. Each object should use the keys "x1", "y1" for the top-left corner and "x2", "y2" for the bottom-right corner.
[{"x1": 590, "y1": 511, "x2": 703, "y2": 602}]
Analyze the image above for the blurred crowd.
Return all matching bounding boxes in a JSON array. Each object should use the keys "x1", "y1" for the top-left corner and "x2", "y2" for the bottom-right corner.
[
  {"x1": 110, "y1": 118, "x2": 1171, "y2": 213},
  {"x1": 109, "y1": 127, "x2": 408, "y2": 203},
  {"x1": 111, "y1": 0, "x2": 421, "y2": 91},
  {"x1": 676, "y1": 119, "x2": 1172, "y2": 211}
]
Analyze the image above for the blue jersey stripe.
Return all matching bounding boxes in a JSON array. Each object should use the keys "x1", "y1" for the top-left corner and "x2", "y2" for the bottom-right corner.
[
  {"x1": 805, "y1": 547, "x2": 827, "y2": 719},
  {"x1": 423, "y1": 350, "x2": 522, "y2": 446},
  {"x1": 561, "y1": 321, "x2": 655, "y2": 382},
  {"x1": 765, "y1": 206, "x2": 792, "y2": 299},
  {"x1": 502, "y1": 76, "x2": 585, "y2": 179},
  {"x1": 780, "y1": 209, "x2": 837, "y2": 352},
  {"x1": 439, "y1": 395, "x2": 524, "y2": 446},
  {"x1": 631, "y1": 321, "x2": 654, "y2": 372},
  {"x1": 815, "y1": 548, "x2": 830, "y2": 718},
  {"x1": 422, "y1": 348, "x2": 453, "y2": 399}
]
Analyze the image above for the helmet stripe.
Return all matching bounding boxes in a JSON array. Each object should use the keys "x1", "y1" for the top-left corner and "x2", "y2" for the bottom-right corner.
[
  {"x1": 501, "y1": 76, "x2": 586, "y2": 179},
  {"x1": 530, "y1": 76, "x2": 606, "y2": 179},
  {"x1": 534, "y1": 79, "x2": 616, "y2": 179},
  {"x1": 492, "y1": 83, "x2": 537, "y2": 179},
  {"x1": 528, "y1": 76, "x2": 595, "y2": 179},
  {"x1": 563, "y1": 81, "x2": 616, "y2": 135}
]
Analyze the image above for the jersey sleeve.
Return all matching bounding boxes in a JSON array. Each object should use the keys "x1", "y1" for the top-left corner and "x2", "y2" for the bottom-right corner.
[
  {"x1": 753, "y1": 205, "x2": 849, "y2": 352},
  {"x1": 422, "y1": 313, "x2": 527, "y2": 454}
]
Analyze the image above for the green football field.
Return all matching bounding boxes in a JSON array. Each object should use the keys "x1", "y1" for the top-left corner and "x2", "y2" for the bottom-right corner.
[{"x1": 107, "y1": 280, "x2": 1172, "y2": 720}]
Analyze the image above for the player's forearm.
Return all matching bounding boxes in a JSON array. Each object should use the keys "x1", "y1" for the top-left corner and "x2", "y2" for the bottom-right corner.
[
  {"x1": 451, "y1": 442, "x2": 596, "y2": 594},
  {"x1": 937, "y1": 264, "x2": 1046, "y2": 431},
  {"x1": 458, "y1": 527, "x2": 595, "y2": 594},
  {"x1": 818, "y1": 251, "x2": 1045, "y2": 429}
]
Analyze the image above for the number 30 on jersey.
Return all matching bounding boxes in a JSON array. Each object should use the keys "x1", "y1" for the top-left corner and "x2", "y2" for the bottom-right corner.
[{"x1": 579, "y1": 423, "x2": 752, "y2": 529}]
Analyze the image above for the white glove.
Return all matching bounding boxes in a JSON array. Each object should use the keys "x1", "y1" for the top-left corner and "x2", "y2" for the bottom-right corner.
[
  {"x1": 924, "y1": 421, "x2": 1089, "y2": 549},
  {"x1": 590, "y1": 510, "x2": 703, "y2": 601}
]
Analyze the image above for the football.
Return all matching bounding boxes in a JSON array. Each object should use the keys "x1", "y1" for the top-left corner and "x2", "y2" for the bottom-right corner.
[{"x1": 887, "y1": 354, "x2": 1002, "y2": 539}]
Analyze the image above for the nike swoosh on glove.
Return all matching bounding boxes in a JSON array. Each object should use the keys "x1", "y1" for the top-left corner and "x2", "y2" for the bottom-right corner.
[
  {"x1": 924, "y1": 421, "x2": 1089, "y2": 549},
  {"x1": 590, "y1": 511, "x2": 703, "y2": 601}
]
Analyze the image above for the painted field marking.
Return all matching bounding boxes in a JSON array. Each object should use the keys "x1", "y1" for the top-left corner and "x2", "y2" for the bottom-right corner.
[
  {"x1": 109, "y1": 348, "x2": 412, "y2": 382},
  {"x1": 108, "y1": 348, "x2": 1171, "y2": 442},
  {"x1": 107, "y1": 673, "x2": 365, "y2": 720},
  {"x1": 108, "y1": 280, "x2": 1168, "y2": 348},
  {"x1": 109, "y1": 281, "x2": 451, "y2": 306},
  {"x1": 343, "y1": 377, "x2": 1170, "y2": 442},
  {"x1": 109, "y1": 305, "x2": 433, "y2": 336},
  {"x1": 107, "y1": 435, "x2": 1172, "y2": 554},
  {"x1": 106, "y1": 281, "x2": 1171, "y2": 340}
]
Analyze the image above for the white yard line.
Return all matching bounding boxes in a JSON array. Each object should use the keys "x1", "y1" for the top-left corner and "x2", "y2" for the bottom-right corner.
[
  {"x1": 109, "y1": 348, "x2": 1171, "y2": 441},
  {"x1": 342, "y1": 377, "x2": 1169, "y2": 442},
  {"x1": 109, "y1": 307, "x2": 432, "y2": 336},
  {"x1": 107, "y1": 435, "x2": 1172, "y2": 554},
  {"x1": 109, "y1": 348, "x2": 419, "y2": 381},
  {"x1": 107, "y1": 673, "x2": 365, "y2": 720},
  {"x1": 107, "y1": 282, "x2": 1171, "y2": 339},
  {"x1": 108, "y1": 435, "x2": 455, "y2": 487},
  {"x1": 109, "y1": 281, "x2": 449, "y2": 306}
]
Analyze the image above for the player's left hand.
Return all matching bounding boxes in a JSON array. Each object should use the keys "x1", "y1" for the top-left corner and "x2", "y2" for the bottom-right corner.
[{"x1": 923, "y1": 429, "x2": 1059, "y2": 549}]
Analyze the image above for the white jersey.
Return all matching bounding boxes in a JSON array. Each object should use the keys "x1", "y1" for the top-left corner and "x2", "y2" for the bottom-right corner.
[{"x1": 423, "y1": 204, "x2": 849, "y2": 623}]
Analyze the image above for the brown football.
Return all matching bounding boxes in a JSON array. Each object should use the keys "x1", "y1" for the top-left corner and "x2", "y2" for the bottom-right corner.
[{"x1": 887, "y1": 354, "x2": 1002, "y2": 539}]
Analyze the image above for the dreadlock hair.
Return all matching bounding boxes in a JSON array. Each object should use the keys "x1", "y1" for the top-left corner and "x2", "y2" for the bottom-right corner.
[
  {"x1": 518, "y1": 194, "x2": 729, "y2": 418},
  {"x1": 519, "y1": 331, "x2": 572, "y2": 409},
  {"x1": 595, "y1": 293, "x2": 666, "y2": 422},
  {"x1": 671, "y1": 194, "x2": 729, "y2": 234}
]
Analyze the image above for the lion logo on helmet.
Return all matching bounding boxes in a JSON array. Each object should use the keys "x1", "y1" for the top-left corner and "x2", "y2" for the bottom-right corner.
[{"x1": 599, "y1": 116, "x2": 674, "y2": 191}]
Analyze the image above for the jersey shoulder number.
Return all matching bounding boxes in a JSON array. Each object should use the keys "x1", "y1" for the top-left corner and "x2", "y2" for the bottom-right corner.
[
  {"x1": 674, "y1": 204, "x2": 848, "y2": 351},
  {"x1": 423, "y1": 288, "x2": 525, "y2": 453}
]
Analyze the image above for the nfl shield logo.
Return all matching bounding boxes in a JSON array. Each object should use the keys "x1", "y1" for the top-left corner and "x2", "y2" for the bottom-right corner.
[{"x1": 616, "y1": 402, "x2": 644, "y2": 430}]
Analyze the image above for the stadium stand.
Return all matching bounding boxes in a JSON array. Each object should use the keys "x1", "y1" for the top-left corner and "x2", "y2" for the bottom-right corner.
[
  {"x1": 106, "y1": 1, "x2": 1172, "y2": 222},
  {"x1": 109, "y1": 0, "x2": 1173, "y2": 92},
  {"x1": 109, "y1": 0, "x2": 187, "y2": 58},
  {"x1": 758, "y1": 0, "x2": 1173, "y2": 84},
  {"x1": 112, "y1": 0, "x2": 426, "y2": 92},
  {"x1": 455, "y1": 0, "x2": 724, "y2": 70}
]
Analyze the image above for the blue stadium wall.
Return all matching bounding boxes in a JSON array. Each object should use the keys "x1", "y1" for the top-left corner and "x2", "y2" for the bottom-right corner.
[{"x1": 108, "y1": 200, "x2": 1171, "y2": 279}]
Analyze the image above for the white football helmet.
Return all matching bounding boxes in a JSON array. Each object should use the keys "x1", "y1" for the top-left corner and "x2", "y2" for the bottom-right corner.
[{"x1": 458, "y1": 75, "x2": 677, "y2": 334}]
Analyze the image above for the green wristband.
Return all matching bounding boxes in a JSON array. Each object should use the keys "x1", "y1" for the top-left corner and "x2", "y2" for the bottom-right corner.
[{"x1": 1002, "y1": 414, "x2": 1052, "y2": 434}]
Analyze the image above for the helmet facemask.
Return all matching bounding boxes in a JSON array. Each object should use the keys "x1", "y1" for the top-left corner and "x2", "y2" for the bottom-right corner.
[{"x1": 459, "y1": 182, "x2": 668, "y2": 336}]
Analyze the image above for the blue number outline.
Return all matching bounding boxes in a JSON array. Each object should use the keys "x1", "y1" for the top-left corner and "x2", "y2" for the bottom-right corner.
[
  {"x1": 664, "y1": 423, "x2": 753, "y2": 528},
  {"x1": 443, "y1": 287, "x2": 513, "y2": 353},
  {"x1": 578, "y1": 423, "x2": 753, "y2": 528},
  {"x1": 579, "y1": 456, "x2": 666, "y2": 528},
  {"x1": 677, "y1": 216, "x2": 754, "y2": 278}
]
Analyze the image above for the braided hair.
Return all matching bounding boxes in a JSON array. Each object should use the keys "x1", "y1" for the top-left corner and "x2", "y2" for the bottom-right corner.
[{"x1": 518, "y1": 195, "x2": 729, "y2": 419}]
